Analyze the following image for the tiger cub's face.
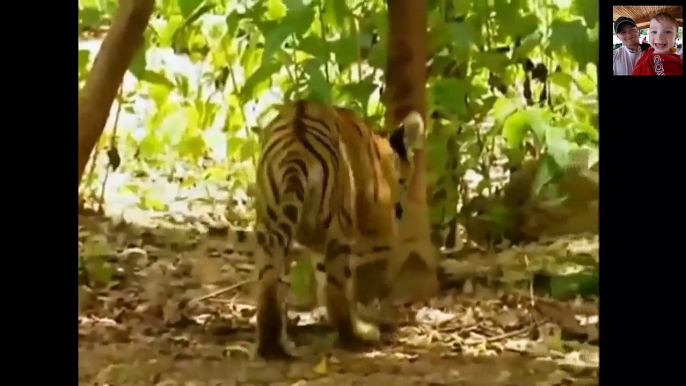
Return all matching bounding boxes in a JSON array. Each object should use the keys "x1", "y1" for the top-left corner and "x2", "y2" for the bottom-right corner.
[{"x1": 375, "y1": 111, "x2": 426, "y2": 221}]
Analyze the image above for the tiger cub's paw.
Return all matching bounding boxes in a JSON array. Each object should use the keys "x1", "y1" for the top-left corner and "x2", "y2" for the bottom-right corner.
[
  {"x1": 335, "y1": 318, "x2": 382, "y2": 351},
  {"x1": 254, "y1": 335, "x2": 299, "y2": 360},
  {"x1": 352, "y1": 316, "x2": 382, "y2": 342}
]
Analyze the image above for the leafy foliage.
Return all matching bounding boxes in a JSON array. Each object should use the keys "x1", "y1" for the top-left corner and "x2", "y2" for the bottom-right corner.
[{"x1": 78, "y1": 0, "x2": 599, "y2": 289}]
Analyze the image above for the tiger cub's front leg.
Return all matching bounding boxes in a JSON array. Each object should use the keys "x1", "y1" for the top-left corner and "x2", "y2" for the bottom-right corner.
[{"x1": 254, "y1": 226, "x2": 298, "y2": 359}]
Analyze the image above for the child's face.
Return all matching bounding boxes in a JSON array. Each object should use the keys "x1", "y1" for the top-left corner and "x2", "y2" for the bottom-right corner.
[{"x1": 649, "y1": 18, "x2": 677, "y2": 54}]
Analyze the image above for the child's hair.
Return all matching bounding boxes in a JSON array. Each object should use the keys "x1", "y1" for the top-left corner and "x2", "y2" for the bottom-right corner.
[{"x1": 652, "y1": 12, "x2": 679, "y2": 29}]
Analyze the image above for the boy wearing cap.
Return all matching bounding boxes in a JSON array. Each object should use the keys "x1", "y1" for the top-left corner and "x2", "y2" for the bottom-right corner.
[
  {"x1": 632, "y1": 12, "x2": 683, "y2": 75},
  {"x1": 613, "y1": 16, "x2": 651, "y2": 75}
]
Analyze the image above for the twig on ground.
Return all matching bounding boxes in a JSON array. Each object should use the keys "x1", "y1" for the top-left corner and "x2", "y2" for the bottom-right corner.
[
  {"x1": 524, "y1": 255, "x2": 537, "y2": 308},
  {"x1": 465, "y1": 324, "x2": 534, "y2": 345},
  {"x1": 191, "y1": 279, "x2": 253, "y2": 304}
]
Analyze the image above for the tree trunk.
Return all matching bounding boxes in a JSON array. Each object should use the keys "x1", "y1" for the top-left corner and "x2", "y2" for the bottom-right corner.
[
  {"x1": 78, "y1": 0, "x2": 154, "y2": 187},
  {"x1": 385, "y1": 0, "x2": 439, "y2": 302}
]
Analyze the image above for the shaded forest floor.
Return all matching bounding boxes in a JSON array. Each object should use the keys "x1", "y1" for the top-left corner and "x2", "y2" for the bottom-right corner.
[{"x1": 78, "y1": 172, "x2": 598, "y2": 386}]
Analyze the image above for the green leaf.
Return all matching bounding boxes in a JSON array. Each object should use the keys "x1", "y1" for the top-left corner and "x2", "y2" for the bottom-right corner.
[
  {"x1": 161, "y1": 107, "x2": 193, "y2": 143},
  {"x1": 240, "y1": 137, "x2": 259, "y2": 162},
  {"x1": 427, "y1": 133, "x2": 449, "y2": 175},
  {"x1": 432, "y1": 78, "x2": 469, "y2": 119},
  {"x1": 527, "y1": 108, "x2": 552, "y2": 141},
  {"x1": 503, "y1": 147, "x2": 525, "y2": 169},
  {"x1": 86, "y1": 260, "x2": 115, "y2": 285},
  {"x1": 129, "y1": 45, "x2": 147, "y2": 80},
  {"x1": 473, "y1": 51, "x2": 510, "y2": 74},
  {"x1": 573, "y1": 121, "x2": 598, "y2": 142},
  {"x1": 451, "y1": 0, "x2": 471, "y2": 16},
  {"x1": 140, "y1": 194, "x2": 168, "y2": 211},
  {"x1": 174, "y1": 73, "x2": 191, "y2": 98},
  {"x1": 472, "y1": 0, "x2": 491, "y2": 15},
  {"x1": 156, "y1": 15, "x2": 185, "y2": 47},
  {"x1": 225, "y1": 11, "x2": 242, "y2": 42},
  {"x1": 427, "y1": 55, "x2": 453, "y2": 78},
  {"x1": 148, "y1": 83, "x2": 174, "y2": 110},
  {"x1": 203, "y1": 166, "x2": 229, "y2": 181},
  {"x1": 227, "y1": 137, "x2": 245, "y2": 159},
  {"x1": 574, "y1": 74, "x2": 595, "y2": 94},
  {"x1": 428, "y1": 22, "x2": 452, "y2": 54},
  {"x1": 545, "y1": 125, "x2": 573, "y2": 168},
  {"x1": 549, "y1": 18, "x2": 595, "y2": 69},
  {"x1": 142, "y1": 71, "x2": 176, "y2": 88},
  {"x1": 290, "y1": 256, "x2": 316, "y2": 307},
  {"x1": 139, "y1": 133, "x2": 164, "y2": 158},
  {"x1": 371, "y1": 11, "x2": 389, "y2": 45},
  {"x1": 81, "y1": 235, "x2": 114, "y2": 258},
  {"x1": 266, "y1": 0, "x2": 287, "y2": 19},
  {"x1": 550, "y1": 71, "x2": 574, "y2": 91},
  {"x1": 184, "y1": 3, "x2": 215, "y2": 27},
  {"x1": 572, "y1": 0, "x2": 598, "y2": 28},
  {"x1": 259, "y1": 21, "x2": 297, "y2": 63},
  {"x1": 337, "y1": 80, "x2": 377, "y2": 110},
  {"x1": 331, "y1": 35, "x2": 358, "y2": 70},
  {"x1": 513, "y1": 33, "x2": 541, "y2": 61},
  {"x1": 531, "y1": 154, "x2": 559, "y2": 196},
  {"x1": 367, "y1": 43, "x2": 387, "y2": 70},
  {"x1": 80, "y1": 7, "x2": 106, "y2": 30},
  {"x1": 178, "y1": 134, "x2": 206, "y2": 160},
  {"x1": 465, "y1": 14, "x2": 485, "y2": 49},
  {"x1": 427, "y1": 0, "x2": 442, "y2": 15},
  {"x1": 200, "y1": 13, "x2": 228, "y2": 48},
  {"x1": 240, "y1": 41, "x2": 264, "y2": 77},
  {"x1": 549, "y1": 268, "x2": 599, "y2": 300},
  {"x1": 177, "y1": 0, "x2": 204, "y2": 19},
  {"x1": 242, "y1": 61, "x2": 281, "y2": 99},
  {"x1": 447, "y1": 21, "x2": 472, "y2": 58},
  {"x1": 302, "y1": 59, "x2": 332, "y2": 103},
  {"x1": 298, "y1": 35, "x2": 328, "y2": 58},
  {"x1": 567, "y1": 147, "x2": 595, "y2": 170},
  {"x1": 323, "y1": 0, "x2": 349, "y2": 30},
  {"x1": 482, "y1": 201, "x2": 513, "y2": 234},
  {"x1": 476, "y1": 97, "x2": 498, "y2": 120},
  {"x1": 186, "y1": 29, "x2": 210, "y2": 61},
  {"x1": 493, "y1": 97, "x2": 518, "y2": 123},
  {"x1": 259, "y1": 3, "x2": 314, "y2": 62},
  {"x1": 283, "y1": 0, "x2": 306, "y2": 11},
  {"x1": 78, "y1": 49, "x2": 91, "y2": 74},
  {"x1": 469, "y1": 84, "x2": 490, "y2": 109},
  {"x1": 288, "y1": 5, "x2": 316, "y2": 36},
  {"x1": 502, "y1": 111, "x2": 530, "y2": 148},
  {"x1": 501, "y1": 12, "x2": 539, "y2": 43}
]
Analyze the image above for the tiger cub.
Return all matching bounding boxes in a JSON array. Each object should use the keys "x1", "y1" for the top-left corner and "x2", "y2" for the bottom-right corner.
[{"x1": 220, "y1": 100, "x2": 425, "y2": 359}]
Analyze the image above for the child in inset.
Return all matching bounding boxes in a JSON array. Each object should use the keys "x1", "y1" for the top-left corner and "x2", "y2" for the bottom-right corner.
[{"x1": 632, "y1": 12, "x2": 683, "y2": 75}]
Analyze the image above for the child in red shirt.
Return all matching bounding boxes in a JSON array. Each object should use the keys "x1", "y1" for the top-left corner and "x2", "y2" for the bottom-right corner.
[{"x1": 632, "y1": 12, "x2": 683, "y2": 75}]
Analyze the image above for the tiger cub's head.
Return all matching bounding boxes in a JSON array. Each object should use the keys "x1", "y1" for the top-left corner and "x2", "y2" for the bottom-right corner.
[{"x1": 375, "y1": 111, "x2": 426, "y2": 221}]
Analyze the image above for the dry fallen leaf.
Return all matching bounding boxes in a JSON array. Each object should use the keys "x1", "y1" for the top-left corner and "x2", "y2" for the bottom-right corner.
[
  {"x1": 539, "y1": 323, "x2": 564, "y2": 352},
  {"x1": 312, "y1": 355, "x2": 328, "y2": 375}
]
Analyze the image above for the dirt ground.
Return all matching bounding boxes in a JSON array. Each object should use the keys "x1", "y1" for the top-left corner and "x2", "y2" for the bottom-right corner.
[
  {"x1": 78, "y1": 211, "x2": 598, "y2": 386},
  {"x1": 79, "y1": 338, "x2": 595, "y2": 385}
]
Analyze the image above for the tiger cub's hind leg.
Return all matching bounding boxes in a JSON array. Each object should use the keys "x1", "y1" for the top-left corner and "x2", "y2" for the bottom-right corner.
[
  {"x1": 254, "y1": 226, "x2": 297, "y2": 359},
  {"x1": 317, "y1": 229, "x2": 381, "y2": 348}
]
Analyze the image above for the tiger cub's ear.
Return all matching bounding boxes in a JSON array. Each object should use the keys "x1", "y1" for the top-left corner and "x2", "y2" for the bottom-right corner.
[{"x1": 388, "y1": 111, "x2": 425, "y2": 163}]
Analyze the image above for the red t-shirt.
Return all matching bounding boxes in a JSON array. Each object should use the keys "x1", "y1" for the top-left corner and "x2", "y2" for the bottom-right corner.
[{"x1": 632, "y1": 47, "x2": 683, "y2": 75}]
